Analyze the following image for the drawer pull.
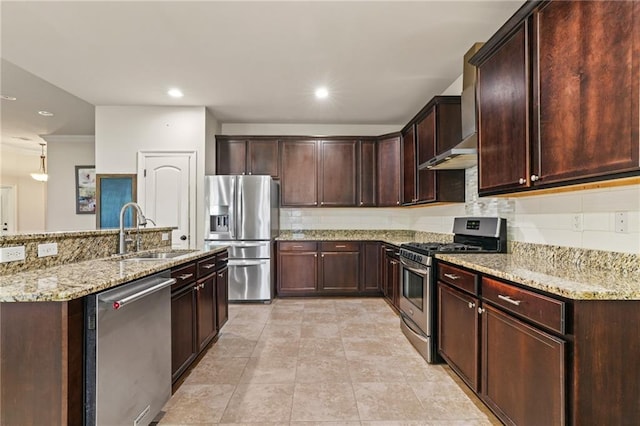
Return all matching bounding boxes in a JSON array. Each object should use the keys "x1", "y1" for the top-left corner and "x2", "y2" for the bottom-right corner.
[
  {"x1": 478, "y1": 307, "x2": 485, "y2": 314},
  {"x1": 293, "y1": 245, "x2": 303, "y2": 248},
  {"x1": 498, "y1": 294, "x2": 521, "y2": 306},
  {"x1": 468, "y1": 302, "x2": 476, "y2": 309},
  {"x1": 335, "y1": 245, "x2": 346, "y2": 248},
  {"x1": 444, "y1": 273, "x2": 460, "y2": 280},
  {"x1": 178, "y1": 273, "x2": 193, "y2": 280},
  {"x1": 201, "y1": 263, "x2": 216, "y2": 269}
]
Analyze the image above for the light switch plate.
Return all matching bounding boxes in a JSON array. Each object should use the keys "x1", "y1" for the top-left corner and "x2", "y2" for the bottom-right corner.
[
  {"x1": 38, "y1": 242, "x2": 58, "y2": 257},
  {"x1": 615, "y1": 211, "x2": 628, "y2": 233},
  {"x1": 162, "y1": 233, "x2": 170, "y2": 241}
]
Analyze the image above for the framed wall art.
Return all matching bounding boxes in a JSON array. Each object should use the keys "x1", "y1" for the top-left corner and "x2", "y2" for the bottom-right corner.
[
  {"x1": 95, "y1": 174, "x2": 137, "y2": 229},
  {"x1": 75, "y1": 165, "x2": 96, "y2": 214}
]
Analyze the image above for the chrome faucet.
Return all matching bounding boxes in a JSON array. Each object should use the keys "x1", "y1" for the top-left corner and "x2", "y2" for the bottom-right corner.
[{"x1": 119, "y1": 202, "x2": 149, "y2": 255}]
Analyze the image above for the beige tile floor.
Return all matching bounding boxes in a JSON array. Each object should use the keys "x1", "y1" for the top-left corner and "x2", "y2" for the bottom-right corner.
[{"x1": 158, "y1": 297, "x2": 502, "y2": 425}]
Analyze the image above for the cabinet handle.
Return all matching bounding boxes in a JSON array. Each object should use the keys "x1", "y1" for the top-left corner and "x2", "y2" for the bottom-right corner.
[
  {"x1": 193, "y1": 285, "x2": 199, "y2": 291},
  {"x1": 321, "y1": 254, "x2": 325, "y2": 257},
  {"x1": 335, "y1": 245, "x2": 346, "y2": 248},
  {"x1": 248, "y1": 172, "x2": 252, "y2": 175},
  {"x1": 530, "y1": 174, "x2": 540, "y2": 182},
  {"x1": 396, "y1": 201, "x2": 400, "y2": 205},
  {"x1": 179, "y1": 273, "x2": 193, "y2": 280},
  {"x1": 314, "y1": 254, "x2": 317, "y2": 257},
  {"x1": 385, "y1": 248, "x2": 394, "y2": 253},
  {"x1": 498, "y1": 294, "x2": 521, "y2": 306},
  {"x1": 201, "y1": 263, "x2": 215, "y2": 269},
  {"x1": 518, "y1": 178, "x2": 526, "y2": 185},
  {"x1": 444, "y1": 273, "x2": 460, "y2": 280},
  {"x1": 360, "y1": 202, "x2": 364, "y2": 206},
  {"x1": 293, "y1": 245, "x2": 303, "y2": 248},
  {"x1": 218, "y1": 273, "x2": 224, "y2": 277},
  {"x1": 468, "y1": 302, "x2": 476, "y2": 309},
  {"x1": 478, "y1": 307, "x2": 485, "y2": 314}
]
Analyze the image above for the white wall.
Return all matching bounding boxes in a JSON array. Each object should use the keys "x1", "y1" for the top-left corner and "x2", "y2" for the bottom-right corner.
[
  {"x1": 0, "y1": 148, "x2": 46, "y2": 232},
  {"x1": 44, "y1": 136, "x2": 96, "y2": 232},
  {"x1": 205, "y1": 109, "x2": 221, "y2": 175},
  {"x1": 221, "y1": 123, "x2": 402, "y2": 136},
  {"x1": 96, "y1": 106, "x2": 208, "y2": 248}
]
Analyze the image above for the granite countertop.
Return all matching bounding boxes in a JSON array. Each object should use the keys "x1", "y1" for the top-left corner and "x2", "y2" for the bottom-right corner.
[
  {"x1": 0, "y1": 247, "x2": 227, "y2": 303},
  {"x1": 276, "y1": 229, "x2": 450, "y2": 246},
  {"x1": 436, "y1": 253, "x2": 640, "y2": 301}
]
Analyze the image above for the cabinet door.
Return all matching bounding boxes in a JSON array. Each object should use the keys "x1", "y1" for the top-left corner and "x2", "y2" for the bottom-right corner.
[
  {"x1": 248, "y1": 140, "x2": 279, "y2": 178},
  {"x1": 216, "y1": 139, "x2": 247, "y2": 175},
  {"x1": 402, "y1": 126, "x2": 417, "y2": 204},
  {"x1": 361, "y1": 242, "x2": 380, "y2": 292},
  {"x1": 216, "y1": 266, "x2": 228, "y2": 330},
  {"x1": 416, "y1": 110, "x2": 436, "y2": 203},
  {"x1": 278, "y1": 251, "x2": 318, "y2": 293},
  {"x1": 359, "y1": 140, "x2": 377, "y2": 207},
  {"x1": 534, "y1": 1, "x2": 640, "y2": 184},
  {"x1": 377, "y1": 135, "x2": 402, "y2": 206},
  {"x1": 319, "y1": 251, "x2": 360, "y2": 292},
  {"x1": 482, "y1": 304, "x2": 565, "y2": 426},
  {"x1": 319, "y1": 140, "x2": 358, "y2": 206},
  {"x1": 196, "y1": 275, "x2": 217, "y2": 352},
  {"x1": 477, "y1": 23, "x2": 529, "y2": 194},
  {"x1": 280, "y1": 140, "x2": 318, "y2": 206},
  {"x1": 437, "y1": 283, "x2": 480, "y2": 391},
  {"x1": 171, "y1": 284, "x2": 197, "y2": 382}
]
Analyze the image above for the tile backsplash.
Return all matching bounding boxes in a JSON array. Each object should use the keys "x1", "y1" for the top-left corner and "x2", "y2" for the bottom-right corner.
[{"x1": 280, "y1": 166, "x2": 640, "y2": 255}]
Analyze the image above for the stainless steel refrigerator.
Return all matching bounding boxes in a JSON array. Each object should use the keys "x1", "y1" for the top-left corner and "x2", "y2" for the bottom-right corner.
[{"x1": 204, "y1": 175, "x2": 279, "y2": 302}]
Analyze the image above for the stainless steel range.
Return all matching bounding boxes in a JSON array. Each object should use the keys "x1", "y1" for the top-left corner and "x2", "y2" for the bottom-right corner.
[{"x1": 398, "y1": 216, "x2": 507, "y2": 363}]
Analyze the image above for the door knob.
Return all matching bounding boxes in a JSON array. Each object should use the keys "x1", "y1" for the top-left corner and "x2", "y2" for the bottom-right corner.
[
  {"x1": 180, "y1": 235, "x2": 187, "y2": 241},
  {"x1": 531, "y1": 174, "x2": 539, "y2": 182},
  {"x1": 518, "y1": 178, "x2": 526, "y2": 185}
]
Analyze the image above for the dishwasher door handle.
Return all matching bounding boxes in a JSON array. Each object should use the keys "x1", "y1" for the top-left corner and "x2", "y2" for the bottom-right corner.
[{"x1": 110, "y1": 277, "x2": 176, "y2": 310}]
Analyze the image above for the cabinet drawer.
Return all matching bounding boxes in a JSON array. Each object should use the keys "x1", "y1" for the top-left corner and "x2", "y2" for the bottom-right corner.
[
  {"x1": 319, "y1": 241, "x2": 360, "y2": 252},
  {"x1": 482, "y1": 277, "x2": 565, "y2": 334},
  {"x1": 171, "y1": 262, "x2": 197, "y2": 291},
  {"x1": 216, "y1": 250, "x2": 229, "y2": 265},
  {"x1": 438, "y1": 263, "x2": 477, "y2": 295},
  {"x1": 197, "y1": 255, "x2": 218, "y2": 278},
  {"x1": 279, "y1": 241, "x2": 317, "y2": 251}
]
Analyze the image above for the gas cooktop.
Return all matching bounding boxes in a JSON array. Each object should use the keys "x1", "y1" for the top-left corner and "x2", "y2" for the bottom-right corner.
[{"x1": 400, "y1": 241, "x2": 484, "y2": 256}]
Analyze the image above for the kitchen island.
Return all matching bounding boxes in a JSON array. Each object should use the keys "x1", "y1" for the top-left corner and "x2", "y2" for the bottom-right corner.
[{"x1": 0, "y1": 245, "x2": 226, "y2": 426}]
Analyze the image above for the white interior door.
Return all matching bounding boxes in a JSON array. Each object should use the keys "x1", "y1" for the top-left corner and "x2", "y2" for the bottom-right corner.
[
  {"x1": 137, "y1": 152, "x2": 196, "y2": 249},
  {"x1": 0, "y1": 186, "x2": 17, "y2": 234}
]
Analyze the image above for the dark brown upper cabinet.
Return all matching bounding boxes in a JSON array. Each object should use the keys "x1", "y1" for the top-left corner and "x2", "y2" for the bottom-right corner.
[
  {"x1": 215, "y1": 137, "x2": 279, "y2": 178},
  {"x1": 319, "y1": 139, "x2": 358, "y2": 207},
  {"x1": 403, "y1": 96, "x2": 465, "y2": 206},
  {"x1": 376, "y1": 134, "x2": 402, "y2": 207},
  {"x1": 473, "y1": 0, "x2": 640, "y2": 195},
  {"x1": 280, "y1": 140, "x2": 318, "y2": 207},
  {"x1": 359, "y1": 139, "x2": 377, "y2": 207},
  {"x1": 402, "y1": 125, "x2": 417, "y2": 205}
]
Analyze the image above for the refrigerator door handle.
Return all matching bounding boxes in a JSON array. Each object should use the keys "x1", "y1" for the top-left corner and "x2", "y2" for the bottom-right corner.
[
  {"x1": 237, "y1": 176, "x2": 244, "y2": 239},
  {"x1": 228, "y1": 176, "x2": 236, "y2": 239},
  {"x1": 228, "y1": 259, "x2": 269, "y2": 267}
]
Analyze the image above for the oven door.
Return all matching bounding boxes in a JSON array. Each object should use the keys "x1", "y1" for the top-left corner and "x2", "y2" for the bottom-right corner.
[{"x1": 398, "y1": 256, "x2": 431, "y2": 335}]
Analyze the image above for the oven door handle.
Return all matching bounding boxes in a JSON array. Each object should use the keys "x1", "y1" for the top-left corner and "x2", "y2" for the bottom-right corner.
[{"x1": 400, "y1": 257, "x2": 429, "y2": 275}]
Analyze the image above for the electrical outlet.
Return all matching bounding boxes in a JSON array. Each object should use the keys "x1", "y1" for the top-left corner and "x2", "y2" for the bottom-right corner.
[
  {"x1": 0, "y1": 246, "x2": 26, "y2": 263},
  {"x1": 571, "y1": 214, "x2": 583, "y2": 232},
  {"x1": 615, "y1": 211, "x2": 628, "y2": 233},
  {"x1": 161, "y1": 233, "x2": 170, "y2": 241},
  {"x1": 38, "y1": 242, "x2": 58, "y2": 257}
]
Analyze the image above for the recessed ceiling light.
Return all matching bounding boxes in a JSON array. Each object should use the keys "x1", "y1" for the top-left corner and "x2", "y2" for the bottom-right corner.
[
  {"x1": 1, "y1": 95, "x2": 17, "y2": 101},
  {"x1": 168, "y1": 88, "x2": 184, "y2": 98},
  {"x1": 38, "y1": 110, "x2": 54, "y2": 117},
  {"x1": 315, "y1": 87, "x2": 329, "y2": 99}
]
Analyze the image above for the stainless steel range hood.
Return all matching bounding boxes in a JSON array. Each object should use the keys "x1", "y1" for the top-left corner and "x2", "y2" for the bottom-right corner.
[{"x1": 421, "y1": 43, "x2": 483, "y2": 170}]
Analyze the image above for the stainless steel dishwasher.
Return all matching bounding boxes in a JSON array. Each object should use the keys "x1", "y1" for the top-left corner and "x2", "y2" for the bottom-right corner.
[{"x1": 85, "y1": 270, "x2": 176, "y2": 426}]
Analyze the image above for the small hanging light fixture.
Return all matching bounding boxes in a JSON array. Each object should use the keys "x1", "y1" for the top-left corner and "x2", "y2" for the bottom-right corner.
[{"x1": 30, "y1": 143, "x2": 48, "y2": 182}]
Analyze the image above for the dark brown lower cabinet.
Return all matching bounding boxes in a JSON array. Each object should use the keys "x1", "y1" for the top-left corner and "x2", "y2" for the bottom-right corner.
[
  {"x1": 381, "y1": 244, "x2": 400, "y2": 309},
  {"x1": 437, "y1": 283, "x2": 480, "y2": 391},
  {"x1": 277, "y1": 241, "x2": 382, "y2": 297},
  {"x1": 319, "y1": 250, "x2": 360, "y2": 292},
  {"x1": 196, "y1": 274, "x2": 217, "y2": 352},
  {"x1": 171, "y1": 283, "x2": 197, "y2": 382},
  {"x1": 482, "y1": 304, "x2": 565, "y2": 426},
  {"x1": 216, "y1": 266, "x2": 228, "y2": 330}
]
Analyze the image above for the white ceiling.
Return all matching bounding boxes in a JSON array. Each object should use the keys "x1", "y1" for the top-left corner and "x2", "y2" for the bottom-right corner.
[{"x1": 0, "y1": 1, "x2": 524, "y2": 153}]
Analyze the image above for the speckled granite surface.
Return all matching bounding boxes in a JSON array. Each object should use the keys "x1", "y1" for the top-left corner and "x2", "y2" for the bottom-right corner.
[
  {"x1": 436, "y1": 252, "x2": 640, "y2": 300},
  {"x1": 0, "y1": 247, "x2": 227, "y2": 302},
  {"x1": 0, "y1": 227, "x2": 173, "y2": 275},
  {"x1": 277, "y1": 229, "x2": 453, "y2": 246}
]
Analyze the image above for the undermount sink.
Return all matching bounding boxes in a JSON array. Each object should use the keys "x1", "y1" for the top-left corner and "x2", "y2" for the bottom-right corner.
[{"x1": 120, "y1": 250, "x2": 196, "y2": 261}]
